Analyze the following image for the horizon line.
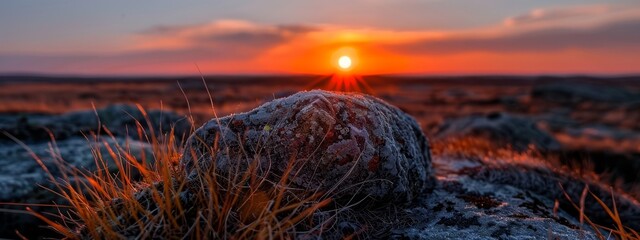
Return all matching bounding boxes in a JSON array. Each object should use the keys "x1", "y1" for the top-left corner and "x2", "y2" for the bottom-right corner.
[{"x1": 2, "y1": 72, "x2": 640, "y2": 80}]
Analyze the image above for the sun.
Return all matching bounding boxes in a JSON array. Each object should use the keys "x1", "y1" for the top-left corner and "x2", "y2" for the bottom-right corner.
[
  {"x1": 332, "y1": 47, "x2": 357, "y2": 72},
  {"x1": 307, "y1": 47, "x2": 372, "y2": 93},
  {"x1": 338, "y1": 55, "x2": 352, "y2": 70}
]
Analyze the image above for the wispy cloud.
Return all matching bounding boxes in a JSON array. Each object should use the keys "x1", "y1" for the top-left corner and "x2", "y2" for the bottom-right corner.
[
  {"x1": 0, "y1": 20, "x2": 320, "y2": 74},
  {"x1": 394, "y1": 18, "x2": 640, "y2": 54},
  {"x1": 504, "y1": 5, "x2": 611, "y2": 27},
  {"x1": 132, "y1": 20, "x2": 317, "y2": 53}
]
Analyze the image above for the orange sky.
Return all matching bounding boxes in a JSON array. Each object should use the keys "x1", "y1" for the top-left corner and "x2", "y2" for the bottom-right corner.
[{"x1": 1, "y1": 2, "x2": 639, "y2": 75}]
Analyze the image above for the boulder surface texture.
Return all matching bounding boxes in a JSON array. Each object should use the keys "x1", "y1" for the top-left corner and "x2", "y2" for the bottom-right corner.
[{"x1": 181, "y1": 90, "x2": 434, "y2": 203}]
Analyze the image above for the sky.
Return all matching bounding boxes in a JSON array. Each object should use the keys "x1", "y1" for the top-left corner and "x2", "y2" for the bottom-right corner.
[{"x1": 0, "y1": 0, "x2": 639, "y2": 75}]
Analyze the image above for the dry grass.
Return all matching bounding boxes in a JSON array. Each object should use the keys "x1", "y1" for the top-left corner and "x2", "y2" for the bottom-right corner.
[
  {"x1": 22, "y1": 105, "x2": 343, "y2": 239},
  {"x1": 560, "y1": 184, "x2": 640, "y2": 240}
]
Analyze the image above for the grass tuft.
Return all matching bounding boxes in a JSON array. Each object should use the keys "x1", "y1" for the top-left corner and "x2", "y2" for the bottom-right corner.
[
  {"x1": 560, "y1": 184, "x2": 640, "y2": 240},
  {"x1": 26, "y1": 105, "x2": 345, "y2": 239}
]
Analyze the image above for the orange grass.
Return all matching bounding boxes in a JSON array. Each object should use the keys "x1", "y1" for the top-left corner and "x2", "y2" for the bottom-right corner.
[
  {"x1": 20, "y1": 103, "x2": 341, "y2": 239},
  {"x1": 560, "y1": 184, "x2": 640, "y2": 240}
]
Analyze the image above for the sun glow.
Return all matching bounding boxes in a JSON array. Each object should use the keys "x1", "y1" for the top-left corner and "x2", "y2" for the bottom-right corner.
[
  {"x1": 331, "y1": 47, "x2": 358, "y2": 72},
  {"x1": 338, "y1": 56, "x2": 352, "y2": 70},
  {"x1": 299, "y1": 47, "x2": 372, "y2": 93}
]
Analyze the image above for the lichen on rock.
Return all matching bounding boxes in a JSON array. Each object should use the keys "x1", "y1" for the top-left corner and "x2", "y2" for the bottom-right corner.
[{"x1": 181, "y1": 90, "x2": 435, "y2": 203}]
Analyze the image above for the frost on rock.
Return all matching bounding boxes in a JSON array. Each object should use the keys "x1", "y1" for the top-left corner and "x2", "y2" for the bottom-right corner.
[{"x1": 181, "y1": 90, "x2": 434, "y2": 203}]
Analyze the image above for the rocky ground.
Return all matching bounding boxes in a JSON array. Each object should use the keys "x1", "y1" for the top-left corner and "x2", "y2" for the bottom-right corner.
[{"x1": 0, "y1": 75, "x2": 639, "y2": 239}]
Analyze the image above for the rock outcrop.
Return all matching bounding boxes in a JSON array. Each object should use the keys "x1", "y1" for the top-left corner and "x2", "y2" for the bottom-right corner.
[
  {"x1": 436, "y1": 112, "x2": 560, "y2": 151},
  {"x1": 532, "y1": 83, "x2": 640, "y2": 103},
  {"x1": 0, "y1": 104, "x2": 190, "y2": 144},
  {"x1": 181, "y1": 90, "x2": 435, "y2": 203}
]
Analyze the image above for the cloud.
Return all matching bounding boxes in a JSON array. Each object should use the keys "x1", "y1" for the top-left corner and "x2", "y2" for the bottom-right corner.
[
  {"x1": 133, "y1": 20, "x2": 317, "y2": 51},
  {"x1": 394, "y1": 18, "x2": 640, "y2": 54},
  {"x1": 1, "y1": 14, "x2": 640, "y2": 75},
  {"x1": 504, "y1": 5, "x2": 610, "y2": 26},
  {"x1": 0, "y1": 20, "x2": 320, "y2": 74},
  {"x1": 193, "y1": 25, "x2": 316, "y2": 47}
]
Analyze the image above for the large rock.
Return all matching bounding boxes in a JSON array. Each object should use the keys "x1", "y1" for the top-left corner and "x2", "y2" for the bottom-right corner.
[
  {"x1": 436, "y1": 112, "x2": 560, "y2": 151},
  {"x1": 181, "y1": 90, "x2": 434, "y2": 203}
]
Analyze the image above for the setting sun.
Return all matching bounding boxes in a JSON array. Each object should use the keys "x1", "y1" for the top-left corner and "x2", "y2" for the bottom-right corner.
[{"x1": 338, "y1": 56, "x2": 352, "y2": 70}]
